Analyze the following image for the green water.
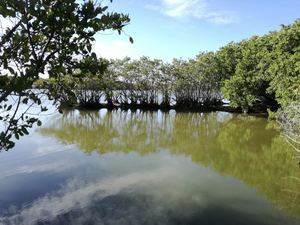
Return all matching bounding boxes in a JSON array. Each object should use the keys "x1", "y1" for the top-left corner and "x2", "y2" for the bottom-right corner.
[{"x1": 0, "y1": 109, "x2": 299, "y2": 225}]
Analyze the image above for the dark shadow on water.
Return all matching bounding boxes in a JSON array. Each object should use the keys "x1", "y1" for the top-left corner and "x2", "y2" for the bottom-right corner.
[{"x1": 34, "y1": 192, "x2": 296, "y2": 225}]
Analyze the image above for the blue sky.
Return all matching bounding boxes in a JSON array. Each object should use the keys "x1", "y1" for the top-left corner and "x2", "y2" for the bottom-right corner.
[{"x1": 94, "y1": 0, "x2": 300, "y2": 61}]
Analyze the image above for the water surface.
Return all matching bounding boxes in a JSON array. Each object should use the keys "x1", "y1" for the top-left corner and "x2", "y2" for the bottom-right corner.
[{"x1": 0, "y1": 109, "x2": 299, "y2": 225}]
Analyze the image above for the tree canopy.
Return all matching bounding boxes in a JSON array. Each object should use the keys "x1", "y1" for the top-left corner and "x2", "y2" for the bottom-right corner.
[
  {"x1": 219, "y1": 20, "x2": 300, "y2": 111},
  {"x1": 49, "y1": 19, "x2": 299, "y2": 115}
]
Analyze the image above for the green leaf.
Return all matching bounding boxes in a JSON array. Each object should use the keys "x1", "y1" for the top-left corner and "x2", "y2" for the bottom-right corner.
[
  {"x1": 21, "y1": 127, "x2": 29, "y2": 135},
  {"x1": 87, "y1": 45, "x2": 91, "y2": 52},
  {"x1": 7, "y1": 67, "x2": 15, "y2": 75},
  {"x1": 129, "y1": 37, "x2": 134, "y2": 44}
]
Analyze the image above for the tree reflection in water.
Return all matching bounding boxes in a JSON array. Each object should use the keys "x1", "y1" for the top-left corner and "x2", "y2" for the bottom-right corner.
[{"x1": 40, "y1": 109, "x2": 300, "y2": 216}]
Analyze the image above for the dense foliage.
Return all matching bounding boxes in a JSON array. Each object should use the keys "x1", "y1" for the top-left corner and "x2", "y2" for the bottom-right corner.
[
  {"x1": 51, "y1": 19, "x2": 299, "y2": 114},
  {"x1": 52, "y1": 55, "x2": 225, "y2": 110},
  {"x1": 220, "y1": 20, "x2": 300, "y2": 111}
]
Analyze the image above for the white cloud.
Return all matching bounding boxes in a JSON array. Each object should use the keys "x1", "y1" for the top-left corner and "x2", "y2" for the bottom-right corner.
[
  {"x1": 0, "y1": 165, "x2": 177, "y2": 225},
  {"x1": 146, "y1": 0, "x2": 238, "y2": 25},
  {"x1": 93, "y1": 40, "x2": 141, "y2": 60}
]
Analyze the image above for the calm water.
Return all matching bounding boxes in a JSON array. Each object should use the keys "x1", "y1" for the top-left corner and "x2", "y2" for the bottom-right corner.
[{"x1": 0, "y1": 109, "x2": 299, "y2": 225}]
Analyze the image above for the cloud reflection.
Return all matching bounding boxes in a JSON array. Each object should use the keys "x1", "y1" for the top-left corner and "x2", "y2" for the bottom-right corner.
[{"x1": 0, "y1": 153, "x2": 294, "y2": 225}]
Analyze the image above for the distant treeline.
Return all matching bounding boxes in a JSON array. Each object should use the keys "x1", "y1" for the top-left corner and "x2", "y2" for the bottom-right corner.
[{"x1": 36, "y1": 19, "x2": 300, "y2": 113}]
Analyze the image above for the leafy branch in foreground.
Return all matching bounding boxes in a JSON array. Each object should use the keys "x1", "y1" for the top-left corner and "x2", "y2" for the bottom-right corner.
[{"x1": 0, "y1": 0, "x2": 131, "y2": 150}]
